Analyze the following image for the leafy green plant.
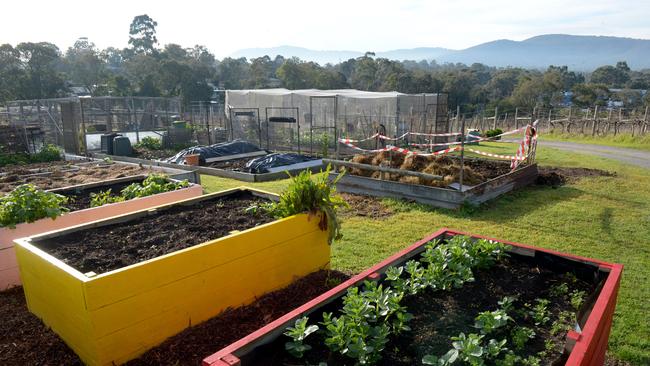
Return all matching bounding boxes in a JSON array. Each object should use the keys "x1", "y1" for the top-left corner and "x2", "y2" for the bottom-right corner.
[
  {"x1": 474, "y1": 308, "x2": 511, "y2": 334},
  {"x1": 423, "y1": 333, "x2": 507, "y2": 366},
  {"x1": 89, "y1": 189, "x2": 125, "y2": 207},
  {"x1": 0, "y1": 144, "x2": 62, "y2": 167},
  {"x1": 526, "y1": 299, "x2": 551, "y2": 325},
  {"x1": 265, "y1": 165, "x2": 347, "y2": 244},
  {"x1": 570, "y1": 290, "x2": 586, "y2": 310},
  {"x1": 90, "y1": 174, "x2": 189, "y2": 207},
  {"x1": 510, "y1": 327, "x2": 535, "y2": 351},
  {"x1": 0, "y1": 184, "x2": 69, "y2": 228},
  {"x1": 284, "y1": 316, "x2": 319, "y2": 358},
  {"x1": 134, "y1": 136, "x2": 163, "y2": 150},
  {"x1": 549, "y1": 282, "x2": 569, "y2": 297}
]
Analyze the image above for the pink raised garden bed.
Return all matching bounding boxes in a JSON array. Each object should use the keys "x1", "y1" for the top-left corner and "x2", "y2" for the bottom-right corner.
[{"x1": 0, "y1": 175, "x2": 202, "y2": 290}]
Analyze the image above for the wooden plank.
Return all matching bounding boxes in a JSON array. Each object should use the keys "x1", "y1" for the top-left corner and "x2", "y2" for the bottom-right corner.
[
  {"x1": 83, "y1": 214, "x2": 320, "y2": 309},
  {"x1": 87, "y1": 229, "x2": 328, "y2": 338}
]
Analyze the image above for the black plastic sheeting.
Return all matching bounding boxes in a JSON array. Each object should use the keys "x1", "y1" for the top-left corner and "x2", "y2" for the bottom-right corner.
[
  {"x1": 164, "y1": 139, "x2": 263, "y2": 164},
  {"x1": 244, "y1": 153, "x2": 317, "y2": 174}
]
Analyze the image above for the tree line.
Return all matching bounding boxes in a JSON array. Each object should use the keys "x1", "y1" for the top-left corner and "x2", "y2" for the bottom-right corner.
[{"x1": 1, "y1": 14, "x2": 650, "y2": 113}]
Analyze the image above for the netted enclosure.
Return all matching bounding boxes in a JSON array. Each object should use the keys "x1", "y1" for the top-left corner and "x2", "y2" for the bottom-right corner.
[
  {"x1": 225, "y1": 89, "x2": 449, "y2": 156},
  {"x1": 2, "y1": 96, "x2": 182, "y2": 154}
]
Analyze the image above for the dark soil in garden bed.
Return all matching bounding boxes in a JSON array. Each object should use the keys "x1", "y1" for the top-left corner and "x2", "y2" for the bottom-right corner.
[
  {"x1": 58, "y1": 179, "x2": 145, "y2": 211},
  {"x1": 340, "y1": 193, "x2": 393, "y2": 219},
  {"x1": 0, "y1": 162, "x2": 151, "y2": 193},
  {"x1": 536, "y1": 166, "x2": 615, "y2": 187},
  {"x1": 132, "y1": 146, "x2": 181, "y2": 160},
  {"x1": 127, "y1": 270, "x2": 350, "y2": 366},
  {"x1": 0, "y1": 270, "x2": 349, "y2": 366},
  {"x1": 34, "y1": 191, "x2": 275, "y2": 274},
  {"x1": 256, "y1": 255, "x2": 597, "y2": 366}
]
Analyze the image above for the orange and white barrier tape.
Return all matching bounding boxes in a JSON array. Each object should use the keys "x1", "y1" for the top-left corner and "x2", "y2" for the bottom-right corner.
[{"x1": 466, "y1": 148, "x2": 526, "y2": 161}]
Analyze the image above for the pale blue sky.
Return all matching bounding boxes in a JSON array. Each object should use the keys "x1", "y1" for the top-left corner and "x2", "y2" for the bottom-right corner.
[{"x1": 1, "y1": 0, "x2": 648, "y2": 57}]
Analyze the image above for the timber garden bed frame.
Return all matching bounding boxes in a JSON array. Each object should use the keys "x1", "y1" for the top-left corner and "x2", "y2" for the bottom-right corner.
[
  {"x1": 202, "y1": 229, "x2": 623, "y2": 366},
  {"x1": 14, "y1": 187, "x2": 331, "y2": 365},
  {"x1": 0, "y1": 175, "x2": 203, "y2": 290}
]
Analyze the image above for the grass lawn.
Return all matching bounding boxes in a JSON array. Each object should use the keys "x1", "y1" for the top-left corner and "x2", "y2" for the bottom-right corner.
[
  {"x1": 199, "y1": 145, "x2": 650, "y2": 365},
  {"x1": 539, "y1": 131, "x2": 650, "y2": 152}
]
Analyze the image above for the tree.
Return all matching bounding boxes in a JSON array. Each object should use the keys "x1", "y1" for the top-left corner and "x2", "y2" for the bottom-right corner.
[
  {"x1": 0, "y1": 44, "x2": 26, "y2": 102},
  {"x1": 64, "y1": 37, "x2": 106, "y2": 91},
  {"x1": 571, "y1": 83, "x2": 610, "y2": 107},
  {"x1": 16, "y1": 42, "x2": 65, "y2": 99},
  {"x1": 129, "y1": 15, "x2": 158, "y2": 55},
  {"x1": 590, "y1": 63, "x2": 629, "y2": 87}
]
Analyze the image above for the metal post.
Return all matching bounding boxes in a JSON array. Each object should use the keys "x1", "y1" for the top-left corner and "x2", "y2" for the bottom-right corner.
[
  {"x1": 514, "y1": 107, "x2": 519, "y2": 130},
  {"x1": 334, "y1": 96, "x2": 339, "y2": 159},
  {"x1": 458, "y1": 105, "x2": 465, "y2": 192},
  {"x1": 79, "y1": 98, "x2": 88, "y2": 155},
  {"x1": 493, "y1": 106, "x2": 498, "y2": 130}
]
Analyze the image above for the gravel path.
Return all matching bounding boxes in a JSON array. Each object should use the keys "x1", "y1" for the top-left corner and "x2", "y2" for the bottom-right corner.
[{"x1": 537, "y1": 140, "x2": 650, "y2": 169}]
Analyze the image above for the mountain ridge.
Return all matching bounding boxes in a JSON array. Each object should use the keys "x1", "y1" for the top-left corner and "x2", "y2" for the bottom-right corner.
[{"x1": 230, "y1": 34, "x2": 650, "y2": 70}]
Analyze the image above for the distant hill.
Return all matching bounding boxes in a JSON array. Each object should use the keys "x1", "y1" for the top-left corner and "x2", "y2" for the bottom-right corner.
[{"x1": 231, "y1": 35, "x2": 650, "y2": 70}]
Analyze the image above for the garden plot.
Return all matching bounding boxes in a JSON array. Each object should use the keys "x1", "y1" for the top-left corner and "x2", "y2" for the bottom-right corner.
[
  {"x1": 0, "y1": 175, "x2": 202, "y2": 290},
  {"x1": 327, "y1": 153, "x2": 538, "y2": 209},
  {"x1": 0, "y1": 158, "x2": 200, "y2": 193},
  {"x1": 203, "y1": 229, "x2": 622, "y2": 366},
  {"x1": 14, "y1": 187, "x2": 331, "y2": 365}
]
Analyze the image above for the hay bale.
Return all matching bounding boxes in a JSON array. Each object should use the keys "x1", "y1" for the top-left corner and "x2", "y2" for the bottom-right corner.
[
  {"x1": 350, "y1": 154, "x2": 374, "y2": 177},
  {"x1": 400, "y1": 155, "x2": 432, "y2": 172},
  {"x1": 398, "y1": 176, "x2": 421, "y2": 185},
  {"x1": 371, "y1": 151, "x2": 404, "y2": 168}
]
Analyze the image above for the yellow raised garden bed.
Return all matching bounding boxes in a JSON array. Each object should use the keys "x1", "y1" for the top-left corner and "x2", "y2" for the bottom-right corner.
[{"x1": 14, "y1": 187, "x2": 330, "y2": 366}]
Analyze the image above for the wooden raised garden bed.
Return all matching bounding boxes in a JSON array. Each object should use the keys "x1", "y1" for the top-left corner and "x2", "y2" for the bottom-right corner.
[
  {"x1": 0, "y1": 175, "x2": 202, "y2": 290},
  {"x1": 13, "y1": 187, "x2": 331, "y2": 365},
  {"x1": 326, "y1": 156, "x2": 539, "y2": 209},
  {"x1": 202, "y1": 229, "x2": 622, "y2": 366},
  {"x1": 94, "y1": 152, "x2": 326, "y2": 182}
]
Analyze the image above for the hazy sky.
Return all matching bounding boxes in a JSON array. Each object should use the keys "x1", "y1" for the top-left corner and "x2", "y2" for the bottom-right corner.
[{"x1": 1, "y1": 0, "x2": 649, "y2": 57}]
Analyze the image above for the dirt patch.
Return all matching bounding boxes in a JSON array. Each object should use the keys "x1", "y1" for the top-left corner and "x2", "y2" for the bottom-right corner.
[
  {"x1": 0, "y1": 270, "x2": 349, "y2": 366},
  {"x1": 0, "y1": 161, "x2": 152, "y2": 193},
  {"x1": 347, "y1": 153, "x2": 514, "y2": 187},
  {"x1": 34, "y1": 191, "x2": 275, "y2": 274},
  {"x1": 132, "y1": 146, "x2": 179, "y2": 160},
  {"x1": 339, "y1": 193, "x2": 393, "y2": 219},
  {"x1": 127, "y1": 270, "x2": 349, "y2": 366},
  {"x1": 537, "y1": 167, "x2": 615, "y2": 187},
  {"x1": 207, "y1": 157, "x2": 250, "y2": 170},
  {"x1": 0, "y1": 286, "x2": 83, "y2": 365},
  {"x1": 60, "y1": 179, "x2": 145, "y2": 212}
]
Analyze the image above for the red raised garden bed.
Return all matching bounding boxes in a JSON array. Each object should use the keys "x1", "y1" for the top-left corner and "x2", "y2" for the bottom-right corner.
[{"x1": 202, "y1": 229, "x2": 622, "y2": 366}]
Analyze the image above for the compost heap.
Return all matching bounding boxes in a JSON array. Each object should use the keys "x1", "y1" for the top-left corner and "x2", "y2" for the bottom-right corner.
[
  {"x1": 244, "y1": 153, "x2": 316, "y2": 174},
  {"x1": 348, "y1": 151, "x2": 487, "y2": 188},
  {"x1": 164, "y1": 139, "x2": 263, "y2": 164}
]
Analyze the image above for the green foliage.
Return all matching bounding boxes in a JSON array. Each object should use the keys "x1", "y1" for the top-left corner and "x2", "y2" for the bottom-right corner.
[
  {"x1": 89, "y1": 189, "x2": 124, "y2": 207},
  {"x1": 90, "y1": 174, "x2": 189, "y2": 207},
  {"x1": 284, "y1": 316, "x2": 319, "y2": 358},
  {"x1": 570, "y1": 290, "x2": 586, "y2": 310},
  {"x1": 510, "y1": 327, "x2": 535, "y2": 351},
  {"x1": 484, "y1": 129, "x2": 503, "y2": 138},
  {"x1": 134, "y1": 136, "x2": 162, "y2": 150},
  {"x1": 549, "y1": 282, "x2": 569, "y2": 297},
  {"x1": 423, "y1": 333, "x2": 508, "y2": 366},
  {"x1": 526, "y1": 299, "x2": 551, "y2": 326},
  {"x1": 266, "y1": 166, "x2": 347, "y2": 244},
  {"x1": 0, "y1": 144, "x2": 62, "y2": 167},
  {"x1": 0, "y1": 184, "x2": 69, "y2": 228}
]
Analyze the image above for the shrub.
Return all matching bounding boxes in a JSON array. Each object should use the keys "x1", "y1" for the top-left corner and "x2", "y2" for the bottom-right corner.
[
  {"x1": 0, "y1": 184, "x2": 69, "y2": 228},
  {"x1": 134, "y1": 136, "x2": 163, "y2": 150},
  {"x1": 485, "y1": 129, "x2": 503, "y2": 138},
  {"x1": 265, "y1": 166, "x2": 347, "y2": 244},
  {"x1": 0, "y1": 144, "x2": 62, "y2": 167}
]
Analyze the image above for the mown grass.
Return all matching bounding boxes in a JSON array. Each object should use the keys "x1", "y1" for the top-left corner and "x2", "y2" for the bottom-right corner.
[
  {"x1": 540, "y1": 131, "x2": 650, "y2": 152},
  {"x1": 199, "y1": 146, "x2": 650, "y2": 364}
]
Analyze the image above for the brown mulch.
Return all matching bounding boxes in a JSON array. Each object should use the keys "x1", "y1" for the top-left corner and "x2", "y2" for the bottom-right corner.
[
  {"x1": 0, "y1": 161, "x2": 151, "y2": 193},
  {"x1": 35, "y1": 191, "x2": 275, "y2": 275},
  {"x1": 339, "y1": 193, "x2": 393, "y2": 219},
  {"x1": 0, "y1": 270, "x2": 349, "y2": 366},
  {"x1": 536, "y1": 167, "x2": 615, "y2": 187},
  {"x1": 0, "y1": 286, "x2": 83, "y2": 365},
  {"x1": 127, "y1": 270, "x2": 349, "y2": 365}
]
